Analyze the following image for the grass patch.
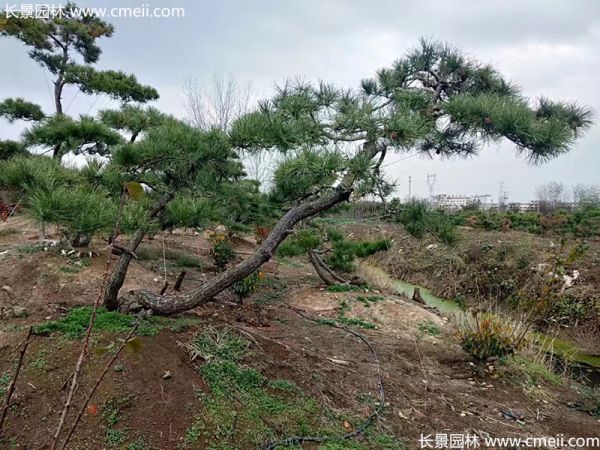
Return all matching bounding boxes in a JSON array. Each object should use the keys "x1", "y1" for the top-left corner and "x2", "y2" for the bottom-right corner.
[
  {"x1": 33, "y1": 306, "x2": 198, "y2": 339},
  {"x1": 30, "y1": 349, "x2": 47, "y2": 370},
  {"x1": 417, "y1": 320, "x2": 440, "y2": 336},
  {"x1": 326, "y1": 284, "x2": 366, "y2": 293},
  {"x1": 183, "y1": 327, "x2": 399, "y2": 449},
  {"x1": 17, "y1": 243, "x2": 45, "y2": 255},
  {"x1": 102, "y1": 394, "x2": 135, "y2": 426},
  {"x1": 502, "y1": 355, "x2": 563, "y2": 387},
  {"x1": 102, "y1": 395, "x2": 135, "y2": 447},
  {"x1": 105, "y1": 428, "x2": 127, "y2": 447},
  {"x1": 356, "y1": 295, "x2": 384, "y2": 307},
  {"x1": 125, "y1": 437, "x2": 151, "y2": 450},
  {"x1": 183, "y1": 327, "x2": 249, "y2": 363},
  {"x1": 337, "y1": 316, "x2": 376, "y2": 330},
  {"x1": 0, "y1": 373, "x2": 11, "y2": 399},
  {"x1": 0, "y1": 227, "x2": 17, "y2": 237}
]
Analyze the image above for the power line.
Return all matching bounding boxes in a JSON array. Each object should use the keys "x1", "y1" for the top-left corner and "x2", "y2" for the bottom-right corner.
[{"x1": 381, "y1": 151, "x2": 418, "y2": 168}]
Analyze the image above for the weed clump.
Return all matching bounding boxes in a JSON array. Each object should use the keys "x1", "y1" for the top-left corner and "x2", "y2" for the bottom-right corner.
[{"x1": 456, "y1": 312, "x2": 527, "y2": 360}]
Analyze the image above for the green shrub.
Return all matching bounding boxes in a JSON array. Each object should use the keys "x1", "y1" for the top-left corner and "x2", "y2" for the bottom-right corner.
[
  {"x1": 27, "y1": 185, "x2": 116, "y2": 243},
  {"x1": 232, "y1": 270, "x2": 264, "y2": 301},
  {"x1": 210, "y1": 232, "x2": 235, "y2": 270},
  {"x1": 576, "y1": 386, "x2": 600, "y2": 418},
  {"x1": 390, "y1": 199, "x2": 457, "y2": 244},
  {"x1": 277, "y1": 229, "x2": 321, "y2": 257},
  {"x1": 327, "y1": 238, "x2": 390, "y2": 272},
  {"x1": 418, "y1": 320, "x2": 440, "y2": 336},
  {"x1": 353, "y1": 239, "x2": 391, "y2": 257},
  {"x1": 395, "y1": 200, "x2": 428, "y2": 238}
]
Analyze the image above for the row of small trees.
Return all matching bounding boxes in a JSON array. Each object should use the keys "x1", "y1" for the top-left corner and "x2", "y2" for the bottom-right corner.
[{"x1": 0, "y1": 4, "x2": 592, "y2": 315}]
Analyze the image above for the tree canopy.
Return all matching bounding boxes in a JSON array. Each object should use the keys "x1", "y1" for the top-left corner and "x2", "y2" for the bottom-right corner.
[{"x1": 0, "y1": 1, "x2": 159, "y2": 160}]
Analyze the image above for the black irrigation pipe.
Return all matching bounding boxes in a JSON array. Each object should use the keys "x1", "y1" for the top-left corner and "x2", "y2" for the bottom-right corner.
[{"x1": 261, "y1": 306, "x2": 387, "y2": 450}]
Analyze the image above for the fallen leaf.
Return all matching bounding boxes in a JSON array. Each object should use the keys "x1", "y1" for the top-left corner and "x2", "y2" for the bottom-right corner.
[{"x1": 86, "y1": 404, "x2": 98, "y2": 416}]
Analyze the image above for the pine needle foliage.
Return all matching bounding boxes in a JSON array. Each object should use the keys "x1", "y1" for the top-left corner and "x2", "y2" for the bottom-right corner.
[
  {"x1": 27, "y1": 185, "x2": 116, "y2": 240},
  {"x1": 232, "y1": 38, "x2": 591, "y2": 174},
  {"x1": 0, "y1": 97, "x2": 45, "y2": 122}
]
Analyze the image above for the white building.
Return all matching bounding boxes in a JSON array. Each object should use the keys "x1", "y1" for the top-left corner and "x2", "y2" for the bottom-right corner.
[{"x1": 432, "y1": 194, "x2": 491, "y2": 211}]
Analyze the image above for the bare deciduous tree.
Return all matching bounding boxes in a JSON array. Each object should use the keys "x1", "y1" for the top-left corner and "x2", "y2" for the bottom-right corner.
[
  {"x1": 183, "y1": 73, "x2": 252, "y2": 132},
  {"x1": 573, "y1": 183, "x2": 600, "y2": 208},
  {"x1": 182, "y1": 73, "x2": 275, "y2": 188},
  {"x1": 535, "y1": 181, "x2": 570, "y2": 212}
]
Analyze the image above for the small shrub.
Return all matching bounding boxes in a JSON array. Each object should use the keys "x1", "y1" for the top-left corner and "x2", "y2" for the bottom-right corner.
[
  {"x1": 105, "y1": 428, "x2": 126, "y2": 446},
  {"x1": 0, "y1": 373, "x2": 10, "y2": 398},
  {"x1": 277, "y1": 229, "x2": 321, "y2": 257},
  {"x1": 173, "y1": 252, "x2": 203, "y2": 268},
  {"x1": 576, "y1": 386, "x2": 600, "y2": 418},
  {"x1": 210, "y1": 232, "x2": 234, "y2": 271},
  {"x1": 327, "y1": 238, "x2": 390, "y2": 272},
  {"x1": 327, "y1": 238, "x2": 357, "y2": 272},
  {"x1": 353, "y1": 239, "x2": 391, "y2": 257},
  {"x1": 231, "y1": 270, "x2": 264, "y2": 301},
  {"x1": 390, "y1": 199, "x2": 457, "y2": 244},
  {"x1": 456, "y1": 312, "x2": 527, "y2": 360}
]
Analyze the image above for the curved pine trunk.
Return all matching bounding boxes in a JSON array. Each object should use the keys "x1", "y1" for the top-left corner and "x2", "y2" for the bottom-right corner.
[
  {"x1": 308, "y1": 249, "x2": 347, "y2": 285},
  {"x1": 130, "y1": 141, "x2": 383, "y2": 315},
  {"x1": 103, "y1": 192, "x2": 174, "y2": 310}
]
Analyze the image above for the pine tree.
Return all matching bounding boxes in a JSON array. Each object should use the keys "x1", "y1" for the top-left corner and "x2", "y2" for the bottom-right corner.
[
  {"x1": 0, "y1": 2, "x2": 158, "y2": 159},
  {"x1": 130, "y1": 39, "x2": 592, "y2": 315}
]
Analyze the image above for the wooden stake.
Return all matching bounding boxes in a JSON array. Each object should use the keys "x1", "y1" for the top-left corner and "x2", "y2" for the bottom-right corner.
[
  {"x1": 174, "y1": 270, "x2": 186, "y2": 291},
  {"x1": 0, "y1": 327, "x2": 33, "y2": 434}
]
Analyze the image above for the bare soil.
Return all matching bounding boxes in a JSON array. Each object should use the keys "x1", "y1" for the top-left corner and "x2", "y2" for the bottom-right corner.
[{"x1": 0, "y1": 216, "x2": 598, "y2": 449}]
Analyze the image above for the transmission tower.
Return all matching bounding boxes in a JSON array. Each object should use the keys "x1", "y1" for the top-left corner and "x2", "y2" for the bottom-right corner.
[
  {"x1": 426, "y1": 173, "x2": 437, "y2": 200},
  {"x1": 498, "y1": 181, "x2": 508, "y2": 210},
  {"x1": 408, "y1": 176, "x2": 412, "y2": 199}
]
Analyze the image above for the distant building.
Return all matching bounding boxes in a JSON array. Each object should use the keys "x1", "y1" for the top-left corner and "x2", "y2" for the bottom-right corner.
[
  {"x1": 431, "y1": 194, "x2": 491, "y2": 211},
  {"x1": 508, "y1": 200, "x2": 540, "y2": 213}
]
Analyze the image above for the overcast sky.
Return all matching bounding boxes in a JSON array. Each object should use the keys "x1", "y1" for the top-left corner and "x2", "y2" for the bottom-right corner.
[{"x1": 1, "y1": 0, "x2": 599, "y2": 201}]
